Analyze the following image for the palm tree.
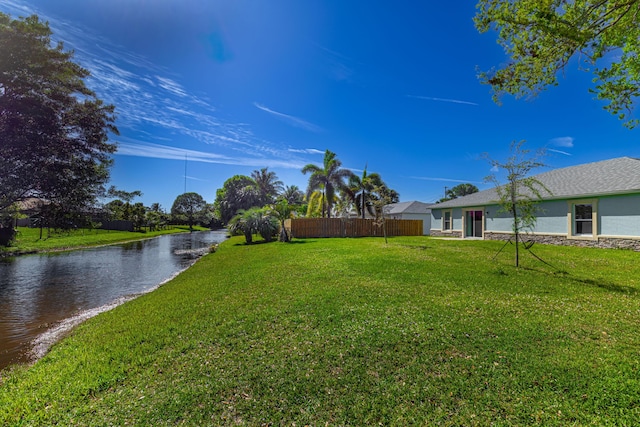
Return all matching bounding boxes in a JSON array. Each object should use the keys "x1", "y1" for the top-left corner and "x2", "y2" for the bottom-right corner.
[
  {"x1": 280, "y1": 185, "x2": 304, "y2": 205},
  {"x1": 228, "y1": 209, "x2": 259, "y2": 244},
  {"x1": 348, "y1": 166, "x2": 386, "y2": 219},
  {"x1": 251, "y1": 167, "x2": 283, "y2": 206},
  {"x1": 301, "y1": 150, "x2": 353, "y2": 218}
]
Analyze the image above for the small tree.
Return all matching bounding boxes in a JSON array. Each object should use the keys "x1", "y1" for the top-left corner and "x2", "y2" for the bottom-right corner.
[
  {"x1": 271, "y1": 199, "x2": 295, "y2": 242},
  {"x1": 484, "y1": 141, "x2": 550, "y2": 267},
  {"x1": 229, "y1": 207, "x2": 279, "y2": 243},
  {"x1": 171, "y1": 192, "x2": 208, "y2": 231},
  {"x1": 228, "y1": 209, "x2": 258, "y2": 243}
]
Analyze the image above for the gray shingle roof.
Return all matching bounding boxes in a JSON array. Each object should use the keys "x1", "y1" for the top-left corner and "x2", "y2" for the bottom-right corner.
[
  {"x1": 433, "y1": 157, "x2": 640, "y2": 209},
  {"x1": 385, "y1": 200, "x2": 434, "y2": 214}
]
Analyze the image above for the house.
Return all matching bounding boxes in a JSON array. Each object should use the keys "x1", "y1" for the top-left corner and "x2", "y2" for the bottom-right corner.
[
  {"x1": 384, "y1": 201, "x2": 433, "y2": 235},
  {"x1": 430, "y1": 157, "x2": 640, "y2": 250},
  {"x1": 15, "y1": 198, "x2": 48, "y2": 227}
]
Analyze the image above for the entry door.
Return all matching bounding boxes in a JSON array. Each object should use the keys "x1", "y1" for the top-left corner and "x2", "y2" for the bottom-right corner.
[{"x1": 465, "y1": 210, "x2": 483, "y2": 238}]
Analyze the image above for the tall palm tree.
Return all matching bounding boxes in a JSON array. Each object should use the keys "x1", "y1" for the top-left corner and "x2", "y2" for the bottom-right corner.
[
  {"x1": 251, "y1": 167, "x2": 284, "y2": 206},
  {"x1": 348, "y1": 165, "x2": 386, "y2": 219},
  {"x1": 301, "y1": 150, "x2": 353, "y2": 218}
]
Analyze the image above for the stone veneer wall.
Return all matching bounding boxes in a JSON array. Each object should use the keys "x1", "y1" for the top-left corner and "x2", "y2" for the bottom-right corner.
[
  {"x1": 430, "y1": 230, "x2": 462, "y2": 238},
  {"x1": 483, "y1": 232, "x2": 640, "y2": 251}
]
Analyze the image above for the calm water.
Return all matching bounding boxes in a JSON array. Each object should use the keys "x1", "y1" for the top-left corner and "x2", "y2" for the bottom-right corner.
[{"x1": 0, "y1": 230, "x2": 228, "y2": 370}]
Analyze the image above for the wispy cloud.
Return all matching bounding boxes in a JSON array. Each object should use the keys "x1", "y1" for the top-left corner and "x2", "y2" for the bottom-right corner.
[
  {"x1": 117, "y1": 141, "x2": 306, "y2": 169},
  {"x1": 254, "y1": 103, "x2": 323, "y2": 133},
  {"x1": 407, "y1": 95, "x2": 479, "y2": 106},
  {"x1": 549, "y1": 136, "x2": 574, "y2": 148},
  {"x1": 410, "y1": 176, "x2": 483, "y2": 184},
  {"x1": 548, "y1": 148, "x2": 572, "y2": 156},
  {"x1": 185, "y1": 175, "x2": 209, "y2": 182},
  {"x1": 0, "y1": 1, "x2": 322, "y2": 170},
  {"x1": 315, "y1": 44, "x2": 356, "y2": 82},
  {"x1": 288, "y1": 148, "x2": 325, "y2": 155},
  {"x1": 156, "y1": 76, "x2": 188, "y2": 98}
]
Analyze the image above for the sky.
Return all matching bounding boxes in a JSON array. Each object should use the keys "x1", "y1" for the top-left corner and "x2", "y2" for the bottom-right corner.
[{"x1": 3, "y1": 0, "x2": 640, "y2": 210}]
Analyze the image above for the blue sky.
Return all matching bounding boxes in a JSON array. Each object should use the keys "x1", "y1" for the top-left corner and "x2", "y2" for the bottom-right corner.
[{"x1": 3, "y1": 0, "x2": 639, "y2": 209}]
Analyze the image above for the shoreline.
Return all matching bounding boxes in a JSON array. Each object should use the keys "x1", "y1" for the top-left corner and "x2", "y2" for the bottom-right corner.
[
  {"x1": 21, "y1": 247, "x2": 210, "y2": 370},
  {"x1": 0, "y1": 228, "x2": 220, "y2": 258}
]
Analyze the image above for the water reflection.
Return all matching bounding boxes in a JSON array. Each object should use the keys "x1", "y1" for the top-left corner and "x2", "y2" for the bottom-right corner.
[{"x1": 0, "y1": 230, "x2": 227, "y2": 370}]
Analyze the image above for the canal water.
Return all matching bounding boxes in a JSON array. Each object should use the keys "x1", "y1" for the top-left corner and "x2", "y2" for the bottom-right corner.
[{"x1": 0, "y1": 230, "x2": 228, "y2": 371}]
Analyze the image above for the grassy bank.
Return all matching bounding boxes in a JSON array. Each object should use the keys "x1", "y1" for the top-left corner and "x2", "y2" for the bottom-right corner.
[
  {"x1": 1, "y1": 237, "x2": 639, "y2": 425},
  {"x1": 0, "y1": 225, "x2": 210, "y2": 256}
]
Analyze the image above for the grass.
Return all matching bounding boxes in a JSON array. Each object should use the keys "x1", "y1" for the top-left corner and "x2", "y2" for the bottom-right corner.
[
  {"x1": 0, "y1": 225, "x2": 210, "y2": 256},
  {"x1": 1, "y1": 236, "x2": 639, "y2": 425}
]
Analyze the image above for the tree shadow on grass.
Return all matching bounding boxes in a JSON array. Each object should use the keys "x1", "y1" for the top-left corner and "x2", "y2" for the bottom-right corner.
[
  {"x1": 399, "y1": 244, "x2": 430, "y2": 250},
  {"x1": 493, "y1": 259, "x2": 639, "y2": 295},
  {"x1": 571, "y1": 277, "x2": 638, "y2": 295},
  {"x1": 233, "y1": 239, "x2": 315, "y2": 246}
]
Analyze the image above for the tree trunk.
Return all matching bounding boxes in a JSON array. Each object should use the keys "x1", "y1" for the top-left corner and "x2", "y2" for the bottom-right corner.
[{"x1": 512, "y1": 204, "x2": 519, "y2": 267}]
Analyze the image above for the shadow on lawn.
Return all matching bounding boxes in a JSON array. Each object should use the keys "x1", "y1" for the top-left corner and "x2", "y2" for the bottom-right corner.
[
  {"x1": 233, "y1": 239, "x2": 314, "y2": 246},
  {"x1": 573, "y1": 277, "x2": 638, "y2": 295},
  {"x1": 496, "y1": 260, "x2": 638, "y2": 295}
]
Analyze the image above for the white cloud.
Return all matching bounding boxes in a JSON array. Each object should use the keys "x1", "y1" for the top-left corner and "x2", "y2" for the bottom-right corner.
[
  {"x1": 254, "y1": 103, "x2": 323, "y2": 133},
  {"x1": 156, "y1": 76, "x2": 188, "y2": 98},
  {"x1": 549, "y1": 136, "x2": 574, "y2": 147},
  {"x1": 410, "y1": 176, "x2": 483, "y2": 184},
  {"x1": 548, "y1": 148, "x2": 572, "y2": 156},
  {"x1": 116, "y1": 141, "x2": 306, "y2": 169},
  {"x1": 407, "y1": 95, "x2": 479, "y2": 106},
  {"x1": 288, "y1": 148, "x2": 325, "y2": 154}
]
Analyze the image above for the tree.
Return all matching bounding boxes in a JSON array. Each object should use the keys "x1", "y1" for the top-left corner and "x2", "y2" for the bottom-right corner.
[
  {"x1": 372, "y1": 182, "x2": 401, "y2": 245},
  {"x1": 475, "y1": 0, "x2": 640, "y2": 128},
  {"x1": 271, "y1": 199, "x2": 295, "y2": 242},
  {"x1": 347, "y1": 166, "x2": 398, "y2": 219},
  {"x1": 251, "y1": 167, "x2": 284, "y2": 206},
  {"x1": 484, "y1": 141, "x2": 550, "y2": 267},
  {"x1": 213, "y1": 175, "x2": 261, "y2": 224},
  {"x1": 171, "y1": 192, "x2": 208, "y2": 231},
  {"x1": 104, "y1": 187, "x2": 143, "y2": 221},
  {"x1": 0, "y1": 13, "x2": 118, "y2": 227},
  {"x1": 348, "y1": 166, "x2": 381, "y2": 219},
  {"x1": 228, "y1": 209, "x2": 258, "y2": 244},
  {"x1": 281, "y1": 185, "x2": 305, "y2": 205},
  {"x1": 301, "y1": 150, "x2": 354, "y2": 218},
  {"x1": 438, "y1": 183, "x2": 479, "y2": 203},
  {"x1": 228, "y1": 207, "x2": 278, "y2": 244}
]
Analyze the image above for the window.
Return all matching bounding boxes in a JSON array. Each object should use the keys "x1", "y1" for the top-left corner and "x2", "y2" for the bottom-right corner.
[
  {"x1": 574, "y1": 204, "x2": 593, "y2": 235},
  {"x1": 568, "y1": 199, "x2": 597, "y2": 239},
  {"x1": 443, "y1": 210, "x2": 452, "y2": 231}
]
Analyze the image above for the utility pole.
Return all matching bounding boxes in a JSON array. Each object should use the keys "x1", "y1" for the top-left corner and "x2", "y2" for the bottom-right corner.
[{"x1": 184, "y1": 153, "x2": 187, "y2": 194}]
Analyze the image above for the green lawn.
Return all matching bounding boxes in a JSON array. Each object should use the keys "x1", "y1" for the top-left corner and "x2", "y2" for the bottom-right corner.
[
  {"x1": 1, "y1": 237, "x2": 638, "y2": 425},
  {"x1": 0, "y1": 225, "x2": 210, "y2": 255}
]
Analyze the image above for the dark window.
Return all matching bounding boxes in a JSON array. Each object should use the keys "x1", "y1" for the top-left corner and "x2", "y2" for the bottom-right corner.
[{"x1": 574, "y1": 204, "x2": 593, "y2": 235}]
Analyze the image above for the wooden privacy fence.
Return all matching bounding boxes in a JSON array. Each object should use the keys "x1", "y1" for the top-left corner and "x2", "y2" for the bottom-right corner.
[{"x1": 285, "y1": 218, "x2": 423, "y2": 238}]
